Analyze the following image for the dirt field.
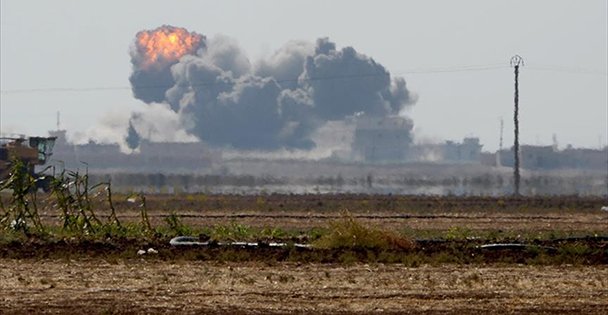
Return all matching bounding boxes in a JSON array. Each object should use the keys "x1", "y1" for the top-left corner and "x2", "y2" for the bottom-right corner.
[
  {"x1": 136, "y1": 209, "x2": 607, "y2": 232},
  {"x1": 33, "y1": 194, "x2": 608, "y2": 232},
  {"x1": 1, "y1": 259, "x2": 607, "y2": 314},
  {"x1": 1, "y1": 194, "x2": 607, "y2": 313}
]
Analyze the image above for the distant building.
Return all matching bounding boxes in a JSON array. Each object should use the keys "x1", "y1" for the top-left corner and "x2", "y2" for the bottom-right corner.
[
  {"x1": 351, "y1": 116, "x2": 413, "y2": 162},
  {"x1": 443, "y1": 137, "x2": 483, "y2": 163},
  {"x1": 406, "y1": 137, "x2": 483, "y2": 164},
  {"x1": 489, "y1": 144, "x2": 607, "y2": 170},
  {"x1": 48, "y1": 130, "x2": 220, "y2": 173},
  {"x1": 560, "y1": 146, "x2": 608, "y2": 170},
  {"x1": 47, "y1": 127, "x2": 606, "y2": 172}
]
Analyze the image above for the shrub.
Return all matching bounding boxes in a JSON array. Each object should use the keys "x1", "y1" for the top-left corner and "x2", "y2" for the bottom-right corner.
[{"x1": 313, "y1": 211, "x2": 415, "y2": 250}]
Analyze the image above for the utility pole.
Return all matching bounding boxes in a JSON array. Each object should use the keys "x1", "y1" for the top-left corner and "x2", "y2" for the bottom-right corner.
[{"x1": 510, "y1": 55, "x2": 524, "y2": 196}]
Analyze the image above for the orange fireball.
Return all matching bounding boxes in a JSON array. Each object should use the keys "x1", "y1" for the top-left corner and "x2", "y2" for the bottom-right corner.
[{"x1": 135, "y1": 25, "x2": 204, "y2": 69}]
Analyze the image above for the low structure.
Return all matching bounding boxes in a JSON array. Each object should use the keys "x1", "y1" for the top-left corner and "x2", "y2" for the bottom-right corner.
[{"x1": 49, "y1": 130, "x2": 220, "y2": 173}]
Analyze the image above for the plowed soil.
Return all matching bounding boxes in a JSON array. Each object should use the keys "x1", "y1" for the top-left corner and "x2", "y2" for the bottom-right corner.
[
  {"x1": 33, "y1": 194, "x2": 608, "y2": 231},
  {"x1": 1, "y1": 194, "x2": 607, "y2": 314},
  {"x1": 1, "y1": 259, "x2": 607, "y2": 314}
]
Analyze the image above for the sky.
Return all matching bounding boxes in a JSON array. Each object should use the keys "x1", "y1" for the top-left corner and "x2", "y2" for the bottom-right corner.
[{"x1": 1, "y1": 0, "x2": 606, "y2": 152}]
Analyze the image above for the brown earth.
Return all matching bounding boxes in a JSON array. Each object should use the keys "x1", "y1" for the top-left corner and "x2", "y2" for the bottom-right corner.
[
  {"x1": 1, "y1": 194, "x2": 607, "y2": 313},
  {"x1": 1, "y1": 259, "x2": 606, "y2": 314},
  {"x1": 31, "y1": 194, "x2": 608, "y2": 232}
]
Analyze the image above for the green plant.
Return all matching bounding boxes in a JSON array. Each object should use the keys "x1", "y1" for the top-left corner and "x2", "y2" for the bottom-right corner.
[
  {"x1": 1, "y1": 161, "x2": 157, "y2": 239},
  {"x1": 49, "y1": 168, "x2": 103, "y2": 234},
  {"x1": 212, "y1": 222, "x2": 253, "y2": 241},
  {"x1": 559, "y1": 243, "x2": 591, "y2": 257},
  {"x1": 164, "y1": 211, "x2": 191, "y2": 236},
  {"x1": 104, "y1": 181, "x2": 120, "y2": 227},
  {"x1": 0, "y1": 158, "x2": 44, "y2": 234},
  {"x1": 127, "y1": 192, "x2": 152, "y2": 233},
  {"x1": 260, "y1": 227, "x2": 286, "y2": 239},
  {"x1": 72, "y1": 166, "x2": 102, "y2": 228},
  {"x1": 445, "y1": 226, "x2": 473, "y2": 240}
]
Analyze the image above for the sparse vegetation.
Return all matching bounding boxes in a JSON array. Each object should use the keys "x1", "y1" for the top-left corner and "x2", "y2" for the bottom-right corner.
[
  {"x1": 163, "y1": 211, "x2": 191, "y2": 236},
  {"x1": 0, "y1": 158, "x2": 44, "y2": 234},
  {"x1": 0, "y1": 161, "x2": 158, "y2": 239},
  {"x1": 0, "y1": 163, "x2": 606, "y2": 265}
]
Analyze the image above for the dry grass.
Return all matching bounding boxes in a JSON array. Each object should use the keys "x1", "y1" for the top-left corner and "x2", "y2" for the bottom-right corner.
[{"x1": 314, "y1": 211, "x2": 415, "y2": 250}]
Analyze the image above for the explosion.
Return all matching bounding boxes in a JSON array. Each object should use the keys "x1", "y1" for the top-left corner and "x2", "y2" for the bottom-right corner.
[
  {"x1": 134, "y1": 25, "x2": 203, "y2": 69},
  {"x1": 128, "y1": 26, "x2": 417, "y2": 150}
]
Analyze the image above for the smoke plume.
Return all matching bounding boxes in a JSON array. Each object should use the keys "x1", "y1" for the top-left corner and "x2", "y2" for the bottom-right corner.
[
  {"x1": 128, "y1": 25, "x2": 416, "y2": 150},
  {"x1": 129, "y1": 25, "x2": 205, "y2": 103}
]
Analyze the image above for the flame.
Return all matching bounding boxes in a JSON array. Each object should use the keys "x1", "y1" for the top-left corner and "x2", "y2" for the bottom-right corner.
[{"x1": 135, "y1": 26, "x2": 203, "y2": 69}]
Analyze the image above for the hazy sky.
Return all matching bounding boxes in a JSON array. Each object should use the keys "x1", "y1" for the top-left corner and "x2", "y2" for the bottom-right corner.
[{"x1": 1, "y1": 0, "x2": 606, "y2": 151}]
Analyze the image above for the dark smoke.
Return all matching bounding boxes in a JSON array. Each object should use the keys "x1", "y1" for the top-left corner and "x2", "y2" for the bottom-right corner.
[
  {"x1": 299, "y1": 38, "x2": 406, "y2": 120},
  {"x1": 125, "y1": 120, "x2": 140, "y2": 150},
  {"x1": 129, "y1": 67, "x2": 174, "y2": 104},
  {"x1": 128, "y1": 28, "x2": 416, "y2": 150}
]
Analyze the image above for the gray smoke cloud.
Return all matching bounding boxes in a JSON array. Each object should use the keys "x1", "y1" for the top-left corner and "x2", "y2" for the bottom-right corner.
[{"x1": 128, "y1": 26, "x2": 416, "y2": 150}]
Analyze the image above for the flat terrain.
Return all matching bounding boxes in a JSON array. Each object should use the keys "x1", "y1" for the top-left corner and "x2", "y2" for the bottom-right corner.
[
  {"x1": 32, "y1": 194, "x2": 608, "y2": 232},
  {"x1": 1, "y1": 259, "x2": 607, "y2": 314},
  {"x1": 1, "y1": 194, "x2": 607, "y2": 314},
  {"x1": 139, "y1": 209, "x2": 606, "y2": 232}
]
